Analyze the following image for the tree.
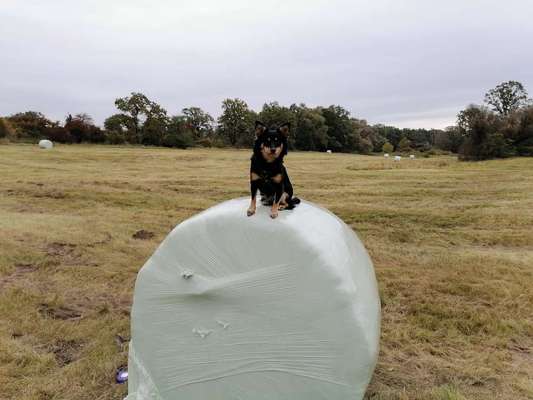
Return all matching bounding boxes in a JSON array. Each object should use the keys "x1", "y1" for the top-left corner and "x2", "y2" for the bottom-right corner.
[
  {"x1": 0, "y1": 118, "x2": 16, "y2": 139},
  {"x1": 217, "y1": 98, "x2": 256, "y2": 146},
  {"x1": 45, "y1": 126, "x2": 71, "y2": 143},
  {"x1": 501, "y1": 105, "x2": 533, "y2": 156},
  {"x1": 104, "y1": 114, "x2": 131, "y2": 144},
  {"x1": 7, "y1": 111, "x2": 53, "y2": 139},
  {"x1": 361, "y1": 124, "x2": 386, "y2": 152},
  {"x1": 402, "y1": 128, "x2": 432, "y2": 151},
  {"x1": 484, "y1": 81, "x2": 531, "y2": 116},
  {"x1": 351, "y1": 118, "x2": 377, "y2": 154},
  {"x1": 142, "y1": 104, "x2": 169, "y2": 146},
  {"x1": 434, "y1": 126, "x2": 465, "y2": 153},
  {"x1": 291, "y1": 104, "x2": 328, "y2": 151},
  {"x1": 182, "y1": 107, "x2": 214, "y2": 140},
  {"x1": 104, "y1": 114, "x2": 130, "y2": 133},
  {"x1": 373, "y1": 124, "x2": 403, "y2": 150},
  {"x1": 457, "y1": 105, "x2": 513, "y2": 160},
  {"x1": 515, "y1": 106, "x2": 533, "y2": 156},
  {"x1": 65, "y1": 113, "x2": 104, "y2": 143},
  {"x1": 320, "y1": 105, "x2": 356, "y2": 152},
  {"x1": 163, "y1": 116, "x2": 195, "y2": 148},
  {"x1": 142, "y1": 115, "x2": 168, "y2": 146},
  {"x1": 114, "y1": 92, "x2": 167, "y2": 143},
  {"x1": 382, "y1": 141, "x2": 393, "y2": 153},
  {"x1": 397, "y1": 135, "x2": 412, "y2": 152}
]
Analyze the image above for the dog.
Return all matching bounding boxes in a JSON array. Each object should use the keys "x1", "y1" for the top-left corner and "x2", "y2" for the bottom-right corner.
[{"x1": 247, "y1": 121, "x2": 300, "y2": 218}]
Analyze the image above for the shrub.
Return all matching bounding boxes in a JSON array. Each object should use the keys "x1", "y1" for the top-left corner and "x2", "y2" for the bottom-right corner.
[
  {"x1": 105, "y1": 131, "x2": 126, "y2": 145},
  {"x1": 45, "y1": 126, "x2": 72, "y2": 143}
]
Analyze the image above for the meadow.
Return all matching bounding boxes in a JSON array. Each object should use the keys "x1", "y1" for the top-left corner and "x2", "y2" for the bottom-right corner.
[{"x1": 0, "y1": 143, "x2": 532, "y2": 400}]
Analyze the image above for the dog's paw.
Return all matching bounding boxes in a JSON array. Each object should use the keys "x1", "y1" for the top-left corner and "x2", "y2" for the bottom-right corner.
[
  {"x1": 247, "y1": 207, "x2": 256, "y2": 216},
  {"x1": 270, "y1": 210, "x2": 278, "y2": 219}
]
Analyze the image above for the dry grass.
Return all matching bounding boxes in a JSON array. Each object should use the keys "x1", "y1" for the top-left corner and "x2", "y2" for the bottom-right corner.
[{"x1": 0, "y1": 143, "x2": 532, "y2": 400}]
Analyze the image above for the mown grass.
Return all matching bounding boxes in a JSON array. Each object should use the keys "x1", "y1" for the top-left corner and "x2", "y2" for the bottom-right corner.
[{"x1": 0, "y1": 143, "x2": 532, "y2": 400}]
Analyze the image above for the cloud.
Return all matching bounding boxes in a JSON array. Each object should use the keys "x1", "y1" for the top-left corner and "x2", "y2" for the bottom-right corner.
[{"x1": 1, "y1": 0, "x2": 532, "y2": 128}]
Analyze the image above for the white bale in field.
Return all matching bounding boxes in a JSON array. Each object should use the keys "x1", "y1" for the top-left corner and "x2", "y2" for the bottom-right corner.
[
  {"x1": 38, "y1": 139, "x2": 53, "y2": 149},
  {"x1": 126, "y1": 198, "x2": 381, "y2": 400},
  {"x1": 384, "y1": 153, "x2": 389, "y2": 158},
  {"x1": 409, "y1": 154, "x2": 415, "y2": 159},
  {"x1": 394, "y1": 155, "x2": 401, "y2": 161},
  {"x1": 326, "y1": 149, "x2": 332, "y2": 154}
]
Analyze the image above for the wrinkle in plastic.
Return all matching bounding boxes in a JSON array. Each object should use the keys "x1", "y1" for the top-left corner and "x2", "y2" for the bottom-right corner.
[{"x1": 125, "y1": 198, "x2": 380, "y2": 400}]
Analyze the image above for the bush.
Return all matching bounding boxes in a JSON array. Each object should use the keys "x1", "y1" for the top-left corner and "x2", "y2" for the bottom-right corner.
[
  {"x1": 161, "y1": 130, "x2": 194, "y2": 149},
  {"x1": 105, "y1": 131, "x2": 126, "y2": 145},
  {"x1": 45, "y1": 126, "x2": 72, "y2": 143}
]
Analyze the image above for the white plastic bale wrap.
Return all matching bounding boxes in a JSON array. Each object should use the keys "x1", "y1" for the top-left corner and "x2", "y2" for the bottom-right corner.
[
  {"x1": 38, "y1": 139, "x2": 53, "y2": 149},
  {"x1": 126, "y1": 198, "x2": 380, "y2": 400}
]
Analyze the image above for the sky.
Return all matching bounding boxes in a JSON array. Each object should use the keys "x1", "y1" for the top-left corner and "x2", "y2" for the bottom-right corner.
[{"x1": 1, "y1": 0, "x2": 532, "y2": 129}]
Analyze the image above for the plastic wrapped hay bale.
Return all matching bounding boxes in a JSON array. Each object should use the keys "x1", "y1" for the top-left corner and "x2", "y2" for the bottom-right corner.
[
  {"x1": 126, "y1": 198, "x2": 380, "y2": 400},
  {"x1": 38, "y1": 139, "x2": 53, "y2": 149}
]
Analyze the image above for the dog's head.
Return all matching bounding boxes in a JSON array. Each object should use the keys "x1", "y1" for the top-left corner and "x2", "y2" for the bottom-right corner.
[{"x1": 254, "y1": 121, "x2": 290, "y2": 162}]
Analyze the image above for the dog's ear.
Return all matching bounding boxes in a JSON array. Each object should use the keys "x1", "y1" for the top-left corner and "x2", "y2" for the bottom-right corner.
[
  {"x1": 255, "y1": 121, "x2": 266, "y2": 137},
  {"x1": 279, "y1": 122, "x2": 290, "y2": 137}
]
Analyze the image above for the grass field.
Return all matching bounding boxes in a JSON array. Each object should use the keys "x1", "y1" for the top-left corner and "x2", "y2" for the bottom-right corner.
[{"x1": 0, "y1": 143, "x2": 532, "y2": 400}]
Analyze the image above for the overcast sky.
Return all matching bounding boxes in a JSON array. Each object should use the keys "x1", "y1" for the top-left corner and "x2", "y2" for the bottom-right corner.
[{"x1": 1, "y1": 0, "x2": 532, "y2": 129}]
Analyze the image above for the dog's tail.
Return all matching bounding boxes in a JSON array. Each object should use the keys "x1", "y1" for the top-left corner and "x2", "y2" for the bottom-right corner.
[{"x1": 285, "y1": 197, "x2": 301, "y2": 210}]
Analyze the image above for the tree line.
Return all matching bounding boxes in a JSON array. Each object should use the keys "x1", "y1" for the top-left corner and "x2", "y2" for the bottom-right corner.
[{"x1": 1, "y1": 81, "x2": 532, "y2": 160}]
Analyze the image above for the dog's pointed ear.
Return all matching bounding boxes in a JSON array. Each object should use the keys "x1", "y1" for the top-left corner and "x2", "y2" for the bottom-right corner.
[
  {"x1": 255, "y1": 121, "x2": 266, "y2": 137},
  {"x1": 279, "y1": 122, "x2": 290, "y2": 137}
]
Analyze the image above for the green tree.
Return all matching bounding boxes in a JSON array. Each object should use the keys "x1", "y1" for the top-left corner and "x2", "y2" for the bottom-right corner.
[
  {"x1": 259, "y1": 102, "x2": 296, "y2": 128},
  {"x1": 114, "y1": 92, "x2": 150, "y2": 141},
  {"x1": 501, "y1": 105, "x2": 533, "y2": 156},
  {"x1": 457, "y1": 105, "x2": 513, "y2": 160},
  {"x1": 104, "y1": 114, "x2": 130, "y2": 132},
  {"x1": 7, "y1": 111, "x2": 53, "y2": 139},
  {"x1": 484, "y1": 81, "x2": 531, "y2": 116},
  {"x1": 403, "y1": 128, "x2": 432, "y2": 151},
  {"x1": 373, "y1": 124, "x2": 403, "y2": 149},
  {"x1": 382, "y1": 141, "x2": 393, "y2": 153},
  {"x1": 433, "y1": 126, "x2": 464, "y2": 153},
  {"x1": 142, "y1": 115, "x2": 168, "y2": 146},
  {"x1": 291, "y1": 104, "x2": 328, "y2": 151},
  {"x1": 515, "y1": 106, "x2": 533, "y2": 155},
  {"x1": 352, "y1": 118, "x2": 376, "y2": 154},
  {"x1": 182, "y1": 107, "x2": 214, "y2": 140},
  {"x1": 163, "y1": 116, "x2": 195, "y2": 148},
  {"x1": 114, "y1": 92, "x2": 167, "y2": 143},
  {"x1": 0, "y1": 117, "x2": 16, "y2": 139},
  {"x1": 65, "y1": 113, "x2": 104, "y2": 143},
  {"x1": 320, "y1": 105, "x2": 357, "y2": 152},
  {"x1": 397, "y1": 135, "x2": 412, "y2": 152},
  {"x1": 217, "y1": 98, "x2": 256, "y2": 146}
]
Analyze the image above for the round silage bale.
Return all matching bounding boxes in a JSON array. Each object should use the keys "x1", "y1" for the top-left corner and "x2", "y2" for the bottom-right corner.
[
  {"x1": 126, "y1": 198, "x2": 381, "y2": 400},
  {"x1": 38, "y1": 139, "x2": 53, "y2": 149}
]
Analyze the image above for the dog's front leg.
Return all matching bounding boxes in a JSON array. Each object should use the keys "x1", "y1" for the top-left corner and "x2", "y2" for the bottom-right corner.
[
  {"x1": 270, "y1": 174, "x2": 284, "y2": 219},
  {"x1": 278, "y1": 192, "x2": 288, "y2": 210},
  {"x1": 248, "y1": 173, "x2": 261, "y2": 216}
]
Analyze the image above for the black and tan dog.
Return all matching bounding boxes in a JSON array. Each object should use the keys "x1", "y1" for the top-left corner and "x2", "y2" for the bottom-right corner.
[{"x1": 247, "y1": 121, "x2": 300, "y2": 218}]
